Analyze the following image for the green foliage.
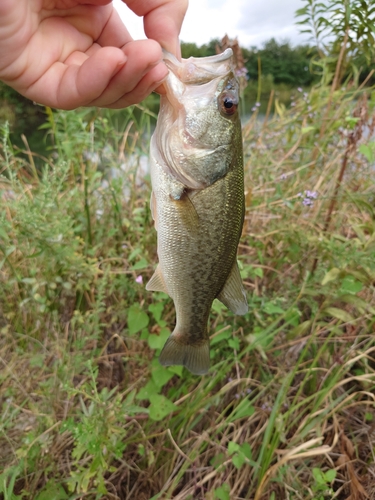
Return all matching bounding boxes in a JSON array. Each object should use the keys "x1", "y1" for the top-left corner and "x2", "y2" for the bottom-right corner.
[
  {"x1": 243, "y1": 39, "x2": 318, "y2": 86},
  {"x1": 228, "y1": 441, "x2": 254, "y2": 469},
  {"x1": 127, "y1": 304, "x2": 149, "y2": 335},
  {"x1": 214, "y1": 483, "x2": 230, "y2": 500},
  {"x1": 59, "y1": 367, "x2": 148, "y2": 495},
  {"x1": 181, "y1": 40, "x2": 219, "y2": 59},
  {"x1": 1, "y1": 4, "x2": 375, "y2": 497},
  {"x1": 311, "y1": 468, "x2": 337, "y2": 499},
  {"x1": 0, "y1": 462, "x2": 23, "y2": 500},
  {"x1": 1, "y1": 86, "x2": 375, "y2": 498},
  {"x1": 297, "y1": 0, "x2": 375, "y2": 84}
]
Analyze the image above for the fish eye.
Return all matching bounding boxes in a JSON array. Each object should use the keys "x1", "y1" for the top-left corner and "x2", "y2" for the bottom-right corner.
[{"x1": 219, "y1": 92, "x2": 238, "y2": 116}]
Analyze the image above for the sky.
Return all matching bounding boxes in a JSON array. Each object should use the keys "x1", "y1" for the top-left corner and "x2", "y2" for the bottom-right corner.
[{"x1": 114, "y1": 0, "x2": 311, "y2": 50}]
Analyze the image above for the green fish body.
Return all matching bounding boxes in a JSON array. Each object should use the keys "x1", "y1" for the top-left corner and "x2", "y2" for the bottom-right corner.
[{"x1": 147, "y1": 49, "x2": 248, "y2": 375}]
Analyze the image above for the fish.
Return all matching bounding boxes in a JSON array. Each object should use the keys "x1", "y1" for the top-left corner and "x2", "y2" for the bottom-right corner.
[{"x1": 146, "y1": 48, "x2": 248, "y2": 375}]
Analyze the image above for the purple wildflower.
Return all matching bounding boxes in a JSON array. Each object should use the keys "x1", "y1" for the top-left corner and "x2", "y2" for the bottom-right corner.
[
  {"x1": 300, "y1": 189, "x2": 318, "y2": 208},
  {"x1": 135, "y1": 275, "x2": 143, "y2": 284},
  {"x1": 261, "y1": 403, "x2": 272, "y2": 411},
  {"x1": 305, "y1": 190, "x2": 317, "y2": 199},
  {"x1": 235, "y1": 67, "x2": 249, "y2": 79}
]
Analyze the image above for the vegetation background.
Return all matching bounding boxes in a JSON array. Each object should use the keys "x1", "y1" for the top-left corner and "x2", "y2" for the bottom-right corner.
[{"x1": 1, "y1": 0, "x2": 375, "y2": 499}]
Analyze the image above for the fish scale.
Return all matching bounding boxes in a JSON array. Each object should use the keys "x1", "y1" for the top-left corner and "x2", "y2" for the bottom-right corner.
[{"x1": 146, "y1": 49, "x2": 248, "y2": 375}]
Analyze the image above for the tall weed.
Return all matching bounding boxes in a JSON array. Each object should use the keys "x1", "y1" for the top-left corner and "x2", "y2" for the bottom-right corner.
[{"x1": 1, "y1": 62, "x2": 375, "y2": 500}]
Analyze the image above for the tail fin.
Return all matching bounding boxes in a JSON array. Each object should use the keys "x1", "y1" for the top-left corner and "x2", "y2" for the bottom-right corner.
[{"x1": 159, "y1": 334, "x2": 210, "y2": 375}]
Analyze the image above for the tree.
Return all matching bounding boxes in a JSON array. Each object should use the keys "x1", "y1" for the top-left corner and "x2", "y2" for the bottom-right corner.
[
  {"x1": 296, "y1": 0, "x2": 375, "y2": 86},
  {"x1": 243, "y1": 39, "x2": 318, "y2": 86},
  {"x1": 181, "y1": 40, "x2": 219, "y2": 59}
]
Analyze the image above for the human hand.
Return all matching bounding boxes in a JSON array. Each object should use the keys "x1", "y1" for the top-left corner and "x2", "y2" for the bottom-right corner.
[{"x1": 0, "y1": 0, "x2": 187, "y2": 110}]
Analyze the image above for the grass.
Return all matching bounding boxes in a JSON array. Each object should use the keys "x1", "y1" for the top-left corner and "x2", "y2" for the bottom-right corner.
[{"x1": 1, "y1": 75, "x2": 375, "y2": 500}]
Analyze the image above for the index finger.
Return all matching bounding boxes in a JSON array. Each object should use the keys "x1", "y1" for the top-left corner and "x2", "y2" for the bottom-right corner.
[{"x1": 124, "y1": 0, "x2": 188, "y2": 57}]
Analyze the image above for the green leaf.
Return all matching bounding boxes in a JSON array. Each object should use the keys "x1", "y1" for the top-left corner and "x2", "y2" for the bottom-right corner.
[
  {"x1": 0, "y1": 464, "x2": 23, "y2": 500},
  {"x1": 148, "y1": 302, "x2": 164, "y2": 323},
  {"x1": 338, "y1": 294, "x2": 374, "y2": 314},
  {"x1": 323, "y1": 307, "x2": 354, "y2": 323},
  {"x1": 130, "y1": 257, "x2": 149, "y2": 270},
  {"x1": 21, "y1": 277, "x2": 37, "y2": 285},
  {"x1": 229, "y1": 399, "x2": 255, "y2": 421},
  {"x1": 321, "y1": 267, "x2": 341, "y2": 285},
  {"x1": 264, "y1": 302, "x2": 284, "y2": 315},
  {"x1": 289, "y1": 320, "x2": 311, "y2": 338},
  {"x1": 166, "y1": 365, "x2": 183, "y2": 376},
  {"x1": 148, "y1": 328, "x2": 170, "y2": 350},
  {"x1": 228, "y1": 337, "x2": 240, "y2": 350},
  {"x1": 211, "y1": 328, "x2": 231, "y2": 346},
  {"x1": 301, "y1": 126, "x2": 315, "y2": 134},
  {"x1": 151, "y1": 363, "x2": 175, "y2": 388},
  {"x1": 232, "y1": 453, "x2": 245, "y2": 468},
  {"x1": 0, "y1": 226, "x2": 9, "y2": 241},
  {"x1": 128, "y1": 248, "x2": 142, "y2": 261},
  {"x1": 312, "y1": 467, "x2": 325, "y2": 485},
  {"x1": 136, "y1": 379, "x2": 160, "y2": 400},
  {"x1": 35, "y1": 482, "x2": 68, "y2": 500},
  {"x1": 214, "y1": 483, "x2": 230, "y2": 500},
  {"x1": 324, "y1": 469, "x2": 336, "y2": 483},
  {"x1": 148, "y1": 394, "x2": 177, "y2": 421},
  {"x1": 127, "y1": 304, "x2": 149, "y2": 335},
  {"x1": 210, "y1": 453, "x2": 225, "y2": 470},
  {"x1": 240, "y1": 443, "x2": 252, "y2": 460},
  {"x1": 228, "y1": 441, "x2": 240, "y2": 454},
  {"x1": 359, "y1": 143, "x2": 374, "y2": 162},
  {"x1": 254, "y1": 267, "x2": 264, "y2": 278},
  {"x1": 340, "y1": 276, "x2": 363, "y2": 294}
]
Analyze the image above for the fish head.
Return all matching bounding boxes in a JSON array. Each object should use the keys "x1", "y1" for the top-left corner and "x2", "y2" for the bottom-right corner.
[{"x1": 153, "y1": 49, "x2": 242, "y2": 192}]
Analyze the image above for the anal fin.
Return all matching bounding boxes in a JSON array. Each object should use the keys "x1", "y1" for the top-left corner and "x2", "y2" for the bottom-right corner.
[
  {"x1": 146, "y1": 265, "x2": 168, "y2": 293},
  {"x1": 217, "y1": 261, "x2": 248, "y2": 315}
]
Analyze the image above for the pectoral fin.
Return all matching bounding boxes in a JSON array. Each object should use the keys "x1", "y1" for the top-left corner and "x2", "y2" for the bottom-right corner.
[
  {"x1": 217, "y1": 261, "x2": 248, "y2": 315},
  {"x1": 150, "y1": 191, "x2": 158, "y2": 230},
  {"x1": 172, "y1": 192, "x2": 199, "y2": 232},
  {"x1": 146, "y1": 265, "x2": 168, "y2": 294}
]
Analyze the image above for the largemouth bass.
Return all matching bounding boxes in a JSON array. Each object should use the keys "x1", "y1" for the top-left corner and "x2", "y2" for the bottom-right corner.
[{"x1": 146, "y1": 49, "x2": 248, "y2": 375}]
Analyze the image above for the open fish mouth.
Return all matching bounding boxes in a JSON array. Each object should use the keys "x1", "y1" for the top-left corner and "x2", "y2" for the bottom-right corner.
[{"x1": 162, "y1": 48, "x2": 235, "y2": 85}]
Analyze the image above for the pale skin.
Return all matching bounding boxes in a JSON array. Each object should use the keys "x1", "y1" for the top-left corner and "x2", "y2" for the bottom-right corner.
[{"x1": 0, "y1": 0, "x2": 188, "y2": 110}]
